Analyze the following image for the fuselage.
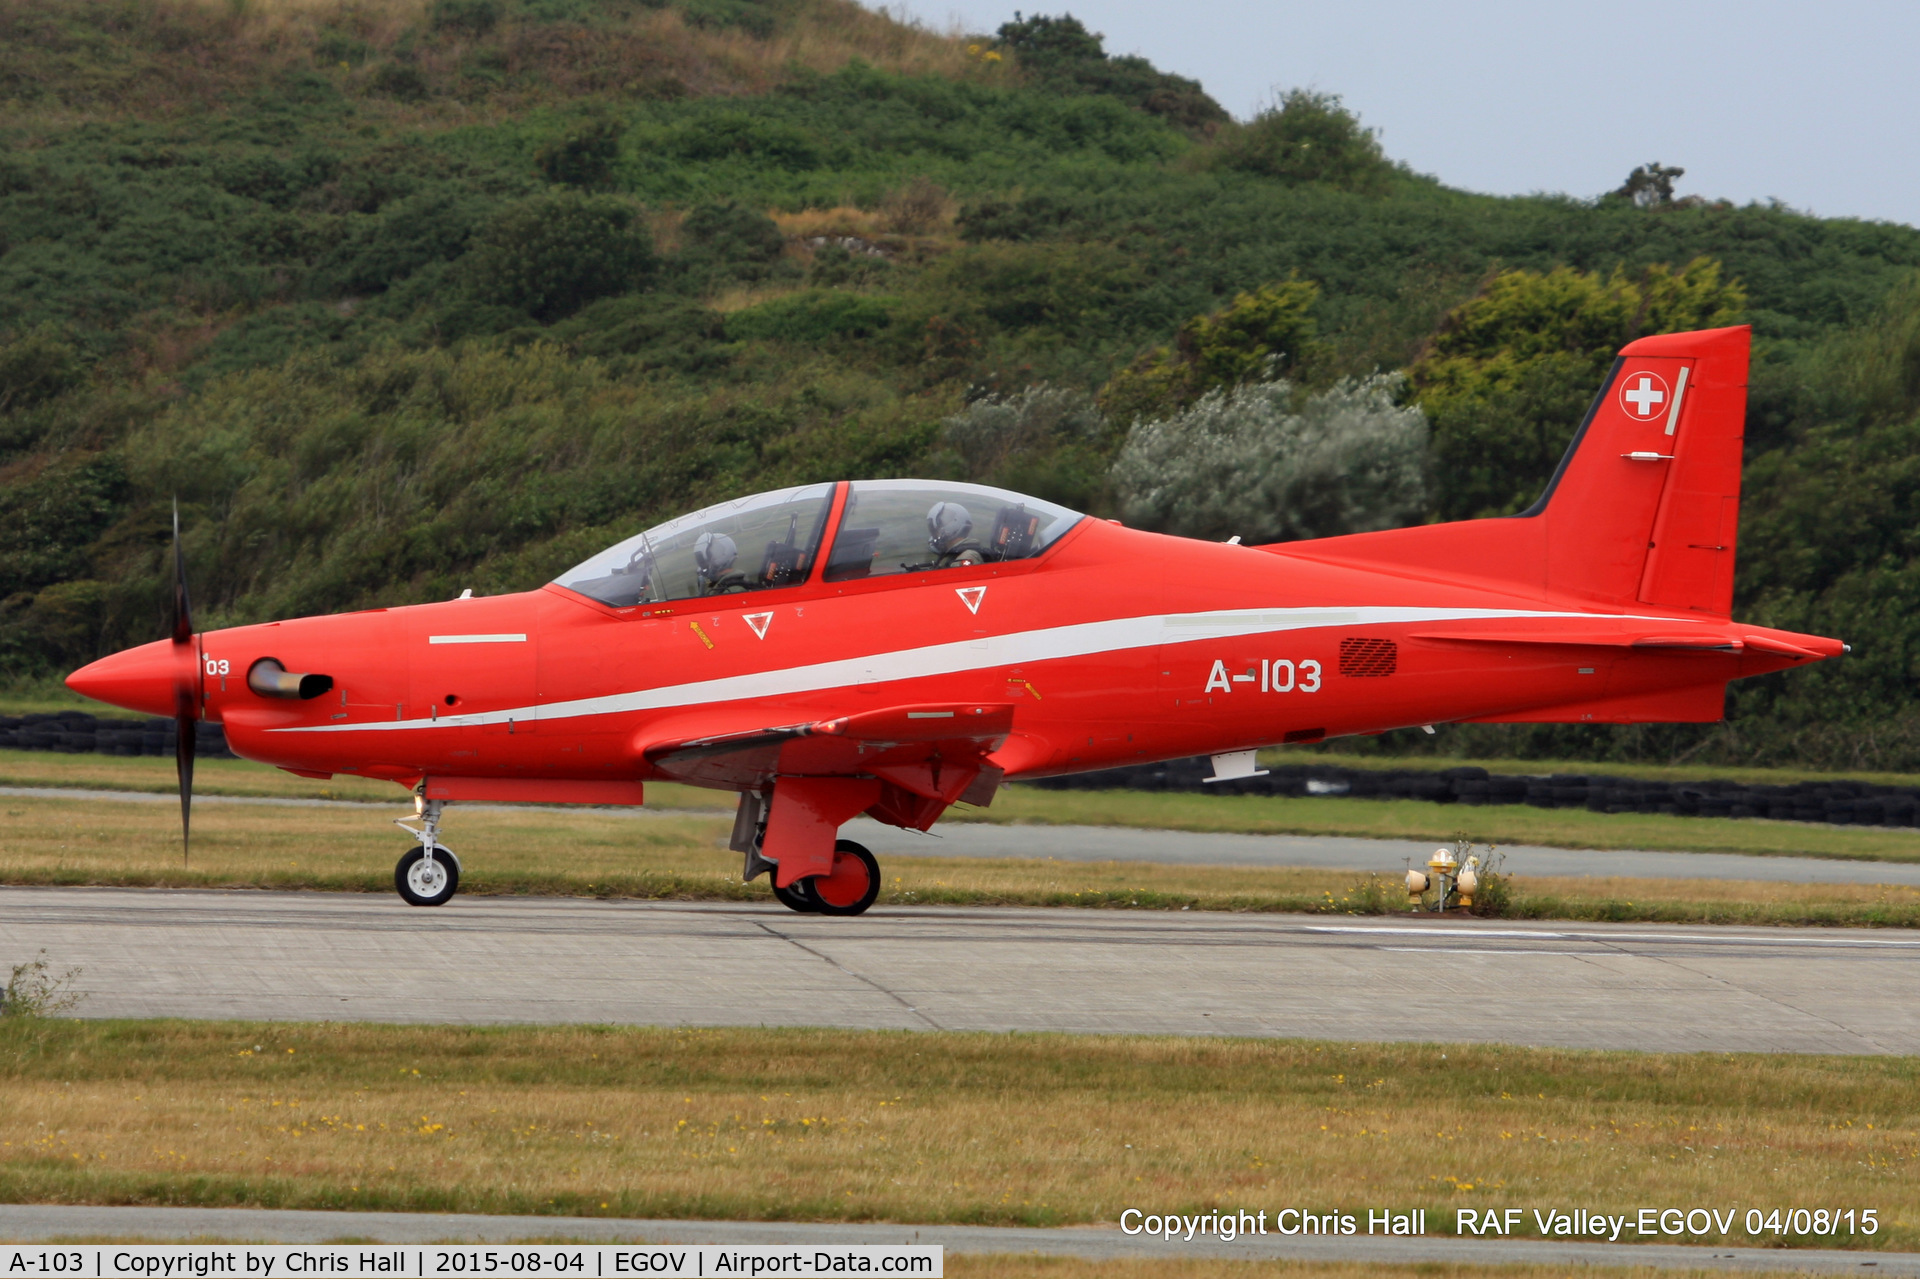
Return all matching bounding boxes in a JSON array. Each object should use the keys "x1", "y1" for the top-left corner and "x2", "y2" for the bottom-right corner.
[{"x1": 70, "y1": 503, "x2": 1837, "y2": 797}]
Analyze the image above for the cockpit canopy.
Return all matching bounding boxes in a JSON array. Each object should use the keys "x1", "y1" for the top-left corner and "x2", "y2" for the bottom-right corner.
[{"x1": 553, "y1": 480, "x2": 1083, "y2": 607}]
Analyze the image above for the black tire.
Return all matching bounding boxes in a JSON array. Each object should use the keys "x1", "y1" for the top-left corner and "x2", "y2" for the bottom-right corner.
[
  {"x1": 809, "y1": 839, "x2": 881, "y2": 916},
  {"x1": 395, "y1": 846, "x2": 459, "y2": 907},
  {"x1": 770, "y1": 878, "x2": 820, "y2": 912}
]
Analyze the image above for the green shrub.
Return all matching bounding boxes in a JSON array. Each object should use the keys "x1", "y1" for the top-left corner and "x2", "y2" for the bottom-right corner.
[
  {"x1": 1209, "y1": 90, "x2": 1395, "y2": 193},
  {"x1": 430, "y1": 0, "x2": 501, "y2": 35},
  {"x1": 1111, "y1": 374, "x2": 1427, "y2": 544},
  {"x1": 680, "y1": 0, "x2": 775, "y2": 38},
  {"x1": 1100, "y1": 281, "x2": 1321, "y2": 424},
  {"x1": 550, "y1": 295, "x2": 734, "y2": 371},
  {"x1": 680, "y1": 200, "x2": 787, "y2": 281},
  {"x1": 315, "y1": 190, "x2": 481, "y2": 296},
  {"x1": 536, "y1": 120, "x2": 623, "y2": 189},
  {"x1": 664, "y1": 113, "x2": 820, "y2": 169},
  {"x1": 943, "y1": 384, "x2": 1107, "y2": 480},
  {"x1": 725, "y1": 290, "x2": 893, "y2": 343},
  {"x1": 1413, "y1": 258, "x2": 1745, "y2": 518},
  {"x1": 993, "y1": 14, "x2": 1226, "y2": 135},
  {"x1": 0, "y1": 326, "x2": 87, "y2": 415},
  {"x1": 463, "y1": 193, "x2": 658, "y2": 321},
  {"x1": 369, "y1": 62, "x2": 431, "y2": 102}
]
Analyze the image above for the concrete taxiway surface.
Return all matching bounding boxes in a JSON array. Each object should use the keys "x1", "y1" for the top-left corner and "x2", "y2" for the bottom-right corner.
[
  {"x1": 8, "y1": 785, "x2": 1919, "y2": 886},
  {"x1": 1, "y1": 1206, "x2": 1913, "y2": 1274},
  {"x1": 5, "y1": 887, "x2": 1916, "y2": 1052}
]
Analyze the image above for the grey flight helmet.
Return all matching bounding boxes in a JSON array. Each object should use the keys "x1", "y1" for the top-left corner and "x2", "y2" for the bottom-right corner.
[
  {"x1": 927, "y1": 501, "x2": 973, "y2": 553},
  {"x1": 693, "y1": 530, "x2": 738, "y2": 585}
]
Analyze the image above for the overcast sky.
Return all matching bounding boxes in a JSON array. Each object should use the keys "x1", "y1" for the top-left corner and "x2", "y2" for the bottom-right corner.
[{"x1": 876, "y1": 0, "x2": 1920, "y2": 227}]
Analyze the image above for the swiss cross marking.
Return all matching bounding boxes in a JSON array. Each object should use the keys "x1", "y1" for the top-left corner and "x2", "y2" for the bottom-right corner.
[{"x1": 1620, "y1": 372, "x2": 1669, "y2": 419}]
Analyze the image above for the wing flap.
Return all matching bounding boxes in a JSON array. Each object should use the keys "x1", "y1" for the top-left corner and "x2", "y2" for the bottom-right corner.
[{"x1": 639, "y1": 702, "x2": 1015, "y2": 795}]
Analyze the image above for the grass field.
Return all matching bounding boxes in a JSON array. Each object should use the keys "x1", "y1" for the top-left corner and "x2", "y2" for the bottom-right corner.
[
  {"x1": 5, "y1": 791, "x2": 1920, "y2": 925},
  {"x1": 1, "y1": 1020, "x2": 1913, "y2": 1252},
  {"x1": 7, "y1": 748, "x2": 1920, "y2": 865}
]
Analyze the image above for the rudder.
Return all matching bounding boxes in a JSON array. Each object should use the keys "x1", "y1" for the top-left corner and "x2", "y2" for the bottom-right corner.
[
  {"x1": 1277, "y1": 324, "x2": 1750, "y2": 617},
  {"x1": 1538, "y1": 324, "x2": 1748, "y2": 615}
]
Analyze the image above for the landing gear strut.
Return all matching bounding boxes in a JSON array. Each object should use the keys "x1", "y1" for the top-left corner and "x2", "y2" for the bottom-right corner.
[
  {"x1": 733, "y1": 791, "x2": 881, "y2": 917},
  {"x1": 394, "y1": 796, "x2": 460, "y2": 907}
]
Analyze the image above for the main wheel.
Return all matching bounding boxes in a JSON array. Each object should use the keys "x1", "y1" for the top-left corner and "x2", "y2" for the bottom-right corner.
[
  {"x1": 809, "y1": 839, "x2": 881, "y2": 916},
  {"x1": 395, "y1": 846, "x2": 459, "y2": 907},
  {"x1": 770, "y1": 878, "x2": 820, "y2": 912}
]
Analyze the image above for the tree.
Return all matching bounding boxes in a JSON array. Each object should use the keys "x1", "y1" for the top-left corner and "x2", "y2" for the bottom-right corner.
[
  {"x1": 992, "y1": 13, "x2": 1227, "y2": 134},
  {"x1": 536, "y1": 119, "x2": 623, "y2": 190},
  {"x1": 1209, "y1": 90, "x2": 1395, "y2": 194},
  {"x1": 1610, "y1": 162, "x2": 1686, "y2": 208},
  {"x1": 1414, "y1": 258, "x2": 1745, "y2": 519},
  {"x1": 1100, "y1": 281, "x2": 1320, "y2": 424},
  {"x1": 1110, "y1": 374, "x2": 1427, "y2": 544},
  {"x1": 463, "y1": 193, "x2": 658, "y2": 322}
]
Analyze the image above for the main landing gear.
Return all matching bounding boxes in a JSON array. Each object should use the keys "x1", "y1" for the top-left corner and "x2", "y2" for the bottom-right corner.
[
  {"x1": 394, "y1": 797, "x2": 461, "y2": 907},
  {"x1": 735, "y1": 793, "x2": 882, "y2": 917}
]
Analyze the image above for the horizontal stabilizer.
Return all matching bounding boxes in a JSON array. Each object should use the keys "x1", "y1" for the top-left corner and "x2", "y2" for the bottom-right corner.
[
  {"x1": 1413, "y1": 628, "x2": 1735, "y2": 650},
  {"x1": 1466, "y1": 682, "x2": 1726, "y2": 725}
]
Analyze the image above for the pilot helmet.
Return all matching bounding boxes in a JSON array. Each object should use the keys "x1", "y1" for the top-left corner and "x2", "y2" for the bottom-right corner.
[
  {"x1": 693, "y1": 531, "x2": 738, "y2": 580},
  {"x1": 927, "y1": 501, "x2": 973, "y2": 552}
]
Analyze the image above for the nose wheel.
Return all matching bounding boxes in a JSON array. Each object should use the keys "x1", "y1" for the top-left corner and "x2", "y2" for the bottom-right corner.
[
  {"x1": 393, "y1": 796, "x2": 461, "y2": 907},
  {"x1": 396, "y1": 845, "x2": 460, "y2": 907}
]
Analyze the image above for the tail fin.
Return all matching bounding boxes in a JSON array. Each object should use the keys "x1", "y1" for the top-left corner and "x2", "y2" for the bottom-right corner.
[{"x1": 1282, "y1": 324, "x2": 1750, "y2": 616}]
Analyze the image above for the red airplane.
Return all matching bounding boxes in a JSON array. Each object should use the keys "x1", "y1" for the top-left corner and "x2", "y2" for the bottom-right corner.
[{"x1": 68, "y1": 324, "x2": 1843, "y2": 914}]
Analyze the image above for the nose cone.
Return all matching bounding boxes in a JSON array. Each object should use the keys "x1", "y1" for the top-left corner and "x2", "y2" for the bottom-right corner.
[{"x1": 67, "y1": 639, "x2": 195, "y2": 718}]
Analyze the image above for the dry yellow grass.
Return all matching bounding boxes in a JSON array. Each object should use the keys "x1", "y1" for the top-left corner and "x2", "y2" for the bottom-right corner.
[
  {"x1": 2, "y1": 1022, "x2": 1915, "y2": 1250},
  {"x1": 964, "y1": 786, "x2": 1920, "y2": 865},
  {"x1": 12, "y1": 748, "x2": 1920, "y2": 867},
  {"x1": 773, "y1": 206, "x2": 892, "y2": 239},
  {"x1": 9, "y1": 0, "x2": 1006, "y2": 129},
  {"x1": 0, "y1": 748, "x2": 732, "y2": 809},
  {"x1": 5, "y1": 789, "x2": 1920, "y2": 924}
]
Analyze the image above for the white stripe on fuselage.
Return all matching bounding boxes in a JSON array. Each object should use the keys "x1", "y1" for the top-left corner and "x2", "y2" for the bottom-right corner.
[{"x1": 270, "y1": 604, "x2": 1692, "y2": 734}]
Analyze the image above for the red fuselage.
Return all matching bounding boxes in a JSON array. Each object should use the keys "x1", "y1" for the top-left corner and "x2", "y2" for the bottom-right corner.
[{"x1": 69, "y1": 509, "x2": 1838, "y2": 798}]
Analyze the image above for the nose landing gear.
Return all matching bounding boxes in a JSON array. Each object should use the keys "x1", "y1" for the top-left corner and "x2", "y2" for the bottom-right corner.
[{"x1": 394, "y1": 796, "x2": 460, "y2": 907}]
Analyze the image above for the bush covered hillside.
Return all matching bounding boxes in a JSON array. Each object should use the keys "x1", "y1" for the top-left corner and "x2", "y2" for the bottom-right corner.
[{"x1": 4, "y1": 0, "x2": 1919, "y2": 769}]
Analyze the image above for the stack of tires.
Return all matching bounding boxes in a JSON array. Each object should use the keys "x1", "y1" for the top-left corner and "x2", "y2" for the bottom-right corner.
[
  {"x1": 0, "y1": 711, "x2": 235, "y2": 759},
  {"x1": 1029, "y1": 758, "x2": 1920, "y2": 828}
]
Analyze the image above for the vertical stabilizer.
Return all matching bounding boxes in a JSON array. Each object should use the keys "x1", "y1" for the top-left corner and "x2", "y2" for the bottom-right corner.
[{"x1": 1276, "y1": 324, "x2": 1750, "y2": 617}]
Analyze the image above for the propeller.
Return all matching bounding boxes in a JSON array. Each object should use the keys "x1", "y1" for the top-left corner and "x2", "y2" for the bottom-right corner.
[{"x1": 170, "y1": 500, "x2": 197, "y2": 866}]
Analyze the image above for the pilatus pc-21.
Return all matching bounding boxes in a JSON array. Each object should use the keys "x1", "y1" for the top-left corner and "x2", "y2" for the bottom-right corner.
[{"x1": 69, "y1": 325, "x2": 1842, "y2": 914}]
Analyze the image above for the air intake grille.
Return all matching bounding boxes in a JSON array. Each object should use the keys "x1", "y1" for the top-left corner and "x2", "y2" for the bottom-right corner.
[{"x1": 1339, "y1": 637, "x2": 1397, "y2": 677}]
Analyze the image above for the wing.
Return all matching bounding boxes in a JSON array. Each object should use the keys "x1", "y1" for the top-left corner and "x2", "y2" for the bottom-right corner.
[{"x1": 640, "y1": 701, "x2": 1014, "y2": 828}]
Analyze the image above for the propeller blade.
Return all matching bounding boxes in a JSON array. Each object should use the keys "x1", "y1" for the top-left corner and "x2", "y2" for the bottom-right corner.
[
  {"x1": 171, "y1": 500, "x2": 197, "y2": 866},
  {"x1": 171, "y1": 501, "x2": 194, "y2": 644},
  {"x1": 175, "y1": 697, "x2": 195, "y2": 866}
]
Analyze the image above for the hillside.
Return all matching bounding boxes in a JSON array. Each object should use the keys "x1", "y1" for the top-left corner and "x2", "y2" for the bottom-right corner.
[{"x1": 3, "y1": 0, "x2": 1919, "y2": 769}]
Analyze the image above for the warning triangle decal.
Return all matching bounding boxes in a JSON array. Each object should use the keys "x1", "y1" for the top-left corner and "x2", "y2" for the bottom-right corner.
[
  {"x1": 744, "y1": 612, "x2": 773, "y2": 639},
  {"x1": 956, "y1": 586, "x2": 986, "y2": 615}
]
